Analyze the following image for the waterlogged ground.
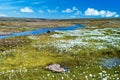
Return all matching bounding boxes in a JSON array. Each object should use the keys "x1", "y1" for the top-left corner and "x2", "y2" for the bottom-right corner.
[{"x1": 0, "y1": 28, "x2": 120, "y2": 80}]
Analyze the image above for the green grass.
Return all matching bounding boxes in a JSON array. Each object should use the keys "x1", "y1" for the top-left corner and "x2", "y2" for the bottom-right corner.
[{"x1": 0, "y1": 28, "x2": 120, "y2": 80}]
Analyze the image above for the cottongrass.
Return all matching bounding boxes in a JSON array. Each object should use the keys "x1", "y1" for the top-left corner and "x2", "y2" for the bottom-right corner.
[
  {"x1": 32, "y1": 28, "x2": 120, "y2": 79},
  {"x1": 52, "y1": 29, "x2": 104, "y2": 37},
  {"x1": 102, "y1": 77, "x2": 107, "y2": 80},
  {"x1": 47, "y1": 28, "x2": 120, "y2": 52},
  {"x1": 0, "y1": 65, "x2": 119, "y2": 80},
  {"x1": 31, "y1": 28, "x2": 120, "y2": 58},
  {"x1": 30, "y1": 28, "x2": 120, "y2": 55},
  {"x1": 28, "y1": 36, "x2": 38, "y2": 40},
  {"x1": 50, "y1": 34, "x2": 64, "y2": 38},
  {"x1": 1, "y1": 28, "x2": 120, "y2": 80}
]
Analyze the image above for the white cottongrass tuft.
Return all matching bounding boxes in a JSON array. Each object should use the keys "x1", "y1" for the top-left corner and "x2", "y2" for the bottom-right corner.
[
  {"x1": 28, "y1": 36, "x2": 38, "y2": 40},
  {"x1": 34, "y1": 28, "x2": 120, "y2": 53},
  {"x1": 102, "y1": 77, "x2": 107, "y2": 80}
]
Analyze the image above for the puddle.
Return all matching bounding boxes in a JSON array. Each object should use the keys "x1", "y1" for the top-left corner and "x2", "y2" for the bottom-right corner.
[{"x1": 99, "y1": 58, "x2": 120, "y2": 68}]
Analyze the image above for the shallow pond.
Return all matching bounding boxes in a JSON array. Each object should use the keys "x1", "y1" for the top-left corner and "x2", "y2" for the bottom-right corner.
[
  {"x1": 99, "y1": 58, "x2": 120, "y2": 68},
  {"x1": 0, "y1": 24, "x2": 84, "y2": 39}
]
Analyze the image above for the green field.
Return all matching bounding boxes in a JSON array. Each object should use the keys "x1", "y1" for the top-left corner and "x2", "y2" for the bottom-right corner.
[{"x1": 0, "y1": 18, "x2": 120, "y2": 80}]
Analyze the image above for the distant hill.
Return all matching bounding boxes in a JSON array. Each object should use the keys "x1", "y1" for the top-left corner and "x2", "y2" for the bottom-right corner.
[
  {"x1": 0, "y1": 17, "x2": 47, "y2": 22},
  {"x1": 0, "y1": 17, "x2": 120, "y2": 22}
]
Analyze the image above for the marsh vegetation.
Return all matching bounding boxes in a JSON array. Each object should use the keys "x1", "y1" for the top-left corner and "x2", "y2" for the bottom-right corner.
[{"x1": 0, "y1": 18, "x2": 120, "y2": 80}]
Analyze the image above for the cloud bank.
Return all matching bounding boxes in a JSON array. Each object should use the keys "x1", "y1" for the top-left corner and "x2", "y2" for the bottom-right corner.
[{"x1": 85, "y1": 8, "x2": 119, "y2": 17}]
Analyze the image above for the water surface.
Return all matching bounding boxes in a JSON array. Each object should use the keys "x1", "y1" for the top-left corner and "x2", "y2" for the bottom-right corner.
[
  {"x1": 99, "y1": 58, "x2": 120, "y2": 68},
  {"x1": 0, "y1": 24, "x2": 84, "y2": 39}
]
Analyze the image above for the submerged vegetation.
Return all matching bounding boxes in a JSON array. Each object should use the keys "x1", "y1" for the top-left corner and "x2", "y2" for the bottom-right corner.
[{"x1": 0, "y1": 18, "x2": 120, "y2": 80}]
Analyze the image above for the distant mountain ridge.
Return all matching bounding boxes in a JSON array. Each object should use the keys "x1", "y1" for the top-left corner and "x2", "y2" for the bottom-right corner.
[
  {"x1": 0, "y1": 17, "x2": 120, "y2": 22},
  {"x1": 0, "y1": 17, "x2": 47, "y2": 22}
]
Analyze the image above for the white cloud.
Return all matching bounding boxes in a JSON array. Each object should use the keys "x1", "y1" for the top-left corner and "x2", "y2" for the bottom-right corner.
[
  {"x1": 115, "y1": 14, "x2": 119, "y2": 17},
  {"x1": 99, "y1": 10, "x2": 106, "y2": 17},
  {"x1": 73, "y1": 6, "x2": 78, "y2": 11},
  {"x1": 100, "y1": 10, "x2": 117, "y2": 17},
  {"x1": 105, "y1": 11, "x2": 116, "y2": 17},
  {"x1": 39, "y1": 10, "x2": 44, "y2": 13},
  {"x1": 62, "y1": 6, "x2": 79, "y2": 13},
  {"x1": 47, "y1": 9, "x2": 57, "y2": 13},
  {"x1": 47, "y1": 7, "x2": 59, "y2": 13},
  {"x1": 62, "y1": 8, "x2": 73, "y2": 13},
  {"x1": 62, "y1": 6, "x2": 82, "y2": 18},
  {"x1": 85, "y1": 8, "x2": 99, "y2": 16},
  {"x1": 0, "y1": 13, "x2": 7, "y2": 17},
  {"x1": 85, "y1": 8, "x2": 119, "y2": 17},
  {"x1": 21, "y1": 7, "x2": 33, "y2": 13}
]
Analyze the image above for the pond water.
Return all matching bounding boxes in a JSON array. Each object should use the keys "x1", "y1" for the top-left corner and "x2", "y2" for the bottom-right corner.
[
  {"x1": 99, "y1": 58, "x2": 120, "y2": 68},
  {"x1": 0, "y1": 24, "x2": 84, "y2": 39}
]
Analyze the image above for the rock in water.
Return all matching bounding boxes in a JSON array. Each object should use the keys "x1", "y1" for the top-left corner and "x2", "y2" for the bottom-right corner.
[
  {"x1": 47, "y1": 30, "x2": 51, "y2": 33},
  {"x1": 46, "y1": 64, "x2": 67, "y2": 73}
]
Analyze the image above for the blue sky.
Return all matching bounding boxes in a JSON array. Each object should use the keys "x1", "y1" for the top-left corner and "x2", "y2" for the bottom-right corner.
[{"x1": 0, "y1": 0, "x2": 120, "y2": 19}]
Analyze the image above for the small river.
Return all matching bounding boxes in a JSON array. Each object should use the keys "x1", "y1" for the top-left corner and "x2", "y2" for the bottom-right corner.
[{"x1": 0, "y1": 24, "x2": 84, "y2": 39}]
